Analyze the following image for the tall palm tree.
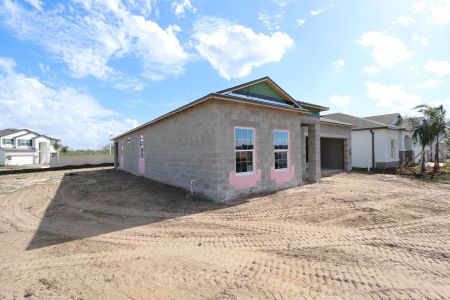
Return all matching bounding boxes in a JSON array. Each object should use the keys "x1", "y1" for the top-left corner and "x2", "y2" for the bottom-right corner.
[
  {"x1": 414, "y1": 105, "x2": 449, "y2": 174},
  {"x1": 409, "y1": 117, "x2": 433, "y2": 176}
]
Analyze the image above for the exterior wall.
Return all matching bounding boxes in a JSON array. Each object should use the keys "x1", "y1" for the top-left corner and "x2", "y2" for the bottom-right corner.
[
  {"x1": 352, "y1": 129, "x2": 404, "y2": 169},
  {"x1": 115, "y1": 99, "x2": 305, "y2": 202},
  {"x1": 116, "y1": 100, "x2": 221, "y2": 200},
  {"x1": 351, "y1": 130, "x2": 372, "y2": 168},
  {"x1": 213, "y1": 101, "x2": 303, "y2": 201}
]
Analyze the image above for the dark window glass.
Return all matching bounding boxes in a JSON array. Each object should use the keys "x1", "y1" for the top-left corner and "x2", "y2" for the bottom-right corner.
[
  {"x1": 2, "y1": 138, "x2": 13, "y2": 145},
  {"x1": 235, "y1": 128, "x2": 254, "y2": 173},
  {"x1": 18, "y1": 139, "x2": 32, "y2": 146},
  {"x1": 274, "y1": 151, "x2": 288, "y2": 169},
  {"x1": 274, "y1": 131, "x2": 288, "y2": 170}
]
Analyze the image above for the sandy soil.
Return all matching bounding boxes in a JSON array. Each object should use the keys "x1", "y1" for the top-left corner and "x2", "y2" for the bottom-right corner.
[{"x1": 0, "y1": 167, "x2": 449, "y2": 299}]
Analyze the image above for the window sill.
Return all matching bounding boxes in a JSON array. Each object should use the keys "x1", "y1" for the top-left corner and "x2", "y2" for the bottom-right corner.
[
  {"x1": 235, "y1": 171, "x2": 255, "y2": 177},
  {"x1": 275, "y1": 168, "x2": 289, "y2": 173}
]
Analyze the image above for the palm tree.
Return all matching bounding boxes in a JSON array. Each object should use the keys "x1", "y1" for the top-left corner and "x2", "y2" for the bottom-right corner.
[
  {"x1": 409, "y1": 116, "x2": 433, "y2": 177},
  {"x1": 414, "y1": 105, "x2": 449, "y2": 174}
]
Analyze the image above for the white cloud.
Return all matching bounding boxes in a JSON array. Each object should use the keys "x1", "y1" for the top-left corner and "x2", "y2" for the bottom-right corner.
[
  {"x1": 258, "y1": 11, "x2": 283, "y2": 31},
  {"x1": 363, "y1": 65, "x2": 381, "y2": 74},
  {"x1": 366, "y1": 81, "x2": 420, "y2": 112},
  {"x1": 392, "y1": 16, "x2": 416, "y2": 27},
  {"x1": 358, "y1": 31, "x2": 413, "y2": 68},
  {"x1": 409, "y1": 65, "x2": 421, "y2": 74},
  {"x1": 417, "y1": 79, "x2": 443, "y2": 88},
  {"x1": 192, "y1": 17, "x2": 294, "y2": 80},
  {"x1": 310, "y1": 7, "x2": 325, "y2": 16},
  {"x1": 424, "y1": 60, "x2": 450, "y2": 76},
  {"x1": 330, "y1": 95, "x2": 351, "y2": 106},
  {"x1": 0, "y1": 56, "x2": 16, "y2": 73},
  {"x1": 412, "y1": 0, "x2": 450, "y2": 26},
  {"x1": 411, "y1": 34, "x2": 429, "y2": 46},
  {"x1": 0, "y1": 0, "x2": 188, "y2": 87},
  {"x1": 172, "y1": 0, "x2": 196, "y2": 18},
  {"x1": 24, "y1": 0, "x2": 43, "y2": 11},
  {"x1": 0, "y1": 56, "x2": 138, "y2": 149},
  {"x1": 296, "y1": 19, "x2": 305, "y2": 26},
  {"x1": 271, "y1": 0, "x2": 296, "y2": 7},
  {"x1": 38, "y1": 62, "x2": 50, "y2": 73},
  {"x1": 332, "y1": 59, "x2": 346, "y2": 68}
]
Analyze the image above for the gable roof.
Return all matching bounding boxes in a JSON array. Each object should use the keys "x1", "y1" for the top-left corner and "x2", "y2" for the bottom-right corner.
[
  {"x1": 365, "y1": 113, "x2": 401, "y2": 126},
  {"x1": 320, "y1": 117, "x2": 354, "y2": 127},
  {"x1": 113, "y1": 77, "x2": 320, "y2": 140},
  {"x1": 0, "y1": 128, "x2": 59, "y2": 141},
  {"x1": 296, "y1": 100, "x2": 329, "y2": 112},
  {"x1": 0, "y1": 129, "x2": 26, "y2": 138},
  {"x1": 323, "y1": 113, "x2": 402, "y2": 131},
  {"x1": 217, "y1": 76, "x2": 304, "y2": 110}
]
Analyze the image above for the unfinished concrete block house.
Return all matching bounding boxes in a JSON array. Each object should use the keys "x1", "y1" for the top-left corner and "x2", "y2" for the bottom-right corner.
[{"x1": 113, "y1": 77, "x2": 353, "y2": 201}]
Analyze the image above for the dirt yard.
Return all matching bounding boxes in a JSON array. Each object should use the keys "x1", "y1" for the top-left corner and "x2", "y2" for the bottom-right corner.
[{"x1": 0, "y1": 168, "x2": 449, "y2": 299}]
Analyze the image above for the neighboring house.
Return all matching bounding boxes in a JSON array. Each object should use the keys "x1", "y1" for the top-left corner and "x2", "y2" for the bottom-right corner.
[
  {"x1": 113, "y1": 77, "x2": 353, "y2": 202},
  {"x1": 324, "y1": 113, "x2": 448, "y2": 169},
  {"x1": 0, "y1": 129, "x2": 59, "y2": 166}
]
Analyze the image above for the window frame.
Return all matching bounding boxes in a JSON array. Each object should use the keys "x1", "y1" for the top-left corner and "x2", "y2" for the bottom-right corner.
[
  {"x1": 2, "y1": 138, "x2": 14, "y2": 146},
  {"x1": 18, "y1": 139, "x2": 32, "y2": 147},
  {"x1": 273, "y1": 130, "x2": 289, "y2": 172},
  {"x1": 234, "y1": 127, "x2": 255, "y2": 176}
]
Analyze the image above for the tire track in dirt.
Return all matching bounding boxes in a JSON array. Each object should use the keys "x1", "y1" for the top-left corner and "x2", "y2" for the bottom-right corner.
[{"x1": 0, "y1": 169, "x2": 449, "y2": 299}]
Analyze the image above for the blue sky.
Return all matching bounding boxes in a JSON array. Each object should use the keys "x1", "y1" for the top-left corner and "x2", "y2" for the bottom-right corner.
[{"x1": 0, "y1": 0, "x2": 449, "y2": 149}]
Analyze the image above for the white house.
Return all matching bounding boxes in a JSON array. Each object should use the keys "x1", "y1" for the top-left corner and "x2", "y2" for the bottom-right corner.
[
  {"x1": 323, "y1": 113, "x2": 417, "y2": 169},
  {"x1": 0, "y1": 129, "x2": 59, "y2": 166}
]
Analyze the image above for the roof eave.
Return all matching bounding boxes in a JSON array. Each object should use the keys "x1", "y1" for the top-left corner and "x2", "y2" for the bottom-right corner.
[{"x1": 113, "y1": 93, "x2": 310, "y2": 140}]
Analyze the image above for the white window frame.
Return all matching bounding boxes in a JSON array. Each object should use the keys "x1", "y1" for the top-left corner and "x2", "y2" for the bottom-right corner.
[
  {"x1": 274, "y1": 130, "x2": 289, "y2": 172},
  {"x1": 18, "y1": 139, "x2": 32, "y2": 147},
  {"x1": 139, "y1": 134, "x2": 144, "y2": 160},
  {"x1": 234, "y1": 127, "x2": 255, "y2": 176},
  {"x1": 2, "y1": 138, "x2": 14, "y2": 146}
]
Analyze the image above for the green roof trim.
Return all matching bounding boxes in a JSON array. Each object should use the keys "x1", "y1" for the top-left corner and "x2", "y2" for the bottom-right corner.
[
  {"x1": 236, "y1": 82, "x2": 284, "y2": 100},
  {"x1": 234, "y1": 81, "x2": 291, "y2": 105}
]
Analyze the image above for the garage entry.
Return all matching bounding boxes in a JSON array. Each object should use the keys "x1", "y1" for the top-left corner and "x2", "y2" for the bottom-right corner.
[
  {"x1": 320, "y1": 138, "x2": 344, "y2": 173},
  {"x1": 9, "y1": 155, "x2": 34, "y2": 165}
]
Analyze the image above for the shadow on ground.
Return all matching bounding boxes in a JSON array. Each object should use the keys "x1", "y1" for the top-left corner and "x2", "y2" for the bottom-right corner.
[{"x1": 27, "y1": 169, "x2": 244, "y2": 250}]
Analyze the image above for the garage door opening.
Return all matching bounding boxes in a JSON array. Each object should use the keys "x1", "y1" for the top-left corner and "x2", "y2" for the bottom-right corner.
[{"x1": 320, "y1": 138, "x2": 344, "y2": 176}]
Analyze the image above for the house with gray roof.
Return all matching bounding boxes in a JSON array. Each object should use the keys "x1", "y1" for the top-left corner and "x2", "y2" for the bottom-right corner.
[
  {"x1": 0, "y1": 129, "x2": 59, "y2": 166},
  {"x1": 113, "y1": 77, "x2": 353, "y2": 201},
  {"x1": 324, "y1": 112, "x2": 448, "y2": 169}
]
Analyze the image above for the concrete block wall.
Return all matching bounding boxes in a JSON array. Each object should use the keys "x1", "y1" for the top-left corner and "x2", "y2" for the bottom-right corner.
[
  {"x1": 115, "y1": 98, "x2": 351, "y2": 202},
  {"x1": 208, "y1": 100, "x2": 303, "y2": 201},
  {"x1": 116, "y1": 100, "x2": 221, "y2": 200}
]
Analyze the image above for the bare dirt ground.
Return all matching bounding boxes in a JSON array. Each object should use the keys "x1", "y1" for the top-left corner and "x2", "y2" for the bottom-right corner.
[{"x1": 0, "y1": 167, "x2": 449, "y2": 299}]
